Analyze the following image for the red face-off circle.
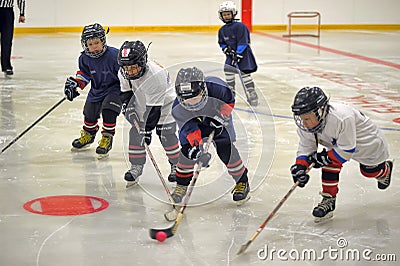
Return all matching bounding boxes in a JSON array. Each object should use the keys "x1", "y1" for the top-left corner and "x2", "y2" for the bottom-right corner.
[{"x1": 23, "y1": 195, "x2": 109, "y2": 216}]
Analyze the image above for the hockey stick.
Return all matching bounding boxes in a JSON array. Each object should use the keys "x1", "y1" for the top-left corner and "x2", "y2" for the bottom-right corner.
[
  {"x1": 1, "y1": 97, "x2": 67, "y2": 154},
  {"x1": 131, "y1": 119, "x2": 179, "y2": 220},
  {"x1": 149, "y1": 130, "x2": 215, "y2": 240},
  {"x1": 237, "y1": 163, "x2": 314, "y2": 255}
]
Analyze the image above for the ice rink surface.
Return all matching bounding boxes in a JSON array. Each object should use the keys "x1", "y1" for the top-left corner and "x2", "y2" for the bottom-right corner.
[{"x1": 0, "y1": 29, "x2": 399, "y2": 265}]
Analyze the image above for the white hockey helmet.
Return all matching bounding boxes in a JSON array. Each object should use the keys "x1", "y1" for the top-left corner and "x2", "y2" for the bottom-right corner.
[{"x1": 218, "y1": 1, "x2": 238, "y2": 23}]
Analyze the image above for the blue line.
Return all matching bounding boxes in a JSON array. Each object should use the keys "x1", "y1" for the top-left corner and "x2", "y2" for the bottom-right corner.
[{"x1": 235, "y1": 107, "x2": 400, "y2": 132}]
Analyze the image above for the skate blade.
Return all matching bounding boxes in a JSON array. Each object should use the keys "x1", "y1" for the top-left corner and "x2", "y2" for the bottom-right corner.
[
  {"x1": 97, "y1": 153, "x2": 109, "y2": 160},
  {"x1": 235, "y1": 195, "x2": 251, "y2": 206},
  {"x1": 71, "y1": 145, "x2": 92, "y2": 152},
  {"x1": 164, "y1": 208, "x2": 178, "y2": 221},
  {"x1": 248, "y1": 100, "x2": 258, "y2": 107},
  {"x1": 314, "y1": 212, "x2": 333, "y2": 223},
  {"x1": 125, "y1": 181, "x2": 139, "y2": 188}
]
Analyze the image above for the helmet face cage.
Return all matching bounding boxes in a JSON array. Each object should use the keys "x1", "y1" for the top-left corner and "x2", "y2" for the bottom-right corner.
[
  {"x1": 175, "y1": 67, "x2": 208, "y2": 111},
  {"x1": 218, "y1": 1, "x2": 238, "y2": 23},
  {"x1": 118, "y1": 41, "x2": 148, "y2": 80},
  {"x1": 81, "y1": 23, "x2": 107, "y2": 58},
  {"x1": 291, "y1": 87, "x2": 329, "y2": 133}
]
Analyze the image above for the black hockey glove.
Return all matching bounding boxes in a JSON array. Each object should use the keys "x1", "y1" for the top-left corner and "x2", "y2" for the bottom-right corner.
[
  {"x1": 222, "y1": 46, "x2": 234, "y2": 57},
  {"x1": 233, "y1": 53, "x2": 243, "y2": 64},
  {"x1": 231, "y1": 53, "x2": 243, "y2": 66},
  {"x1": 212, "y1": 114, "x2": 230, "y2": 127},
  {"x1": 209, "y1": 114, "x2": 229, "y2": 136},
  {"x1": 121, "y1": 102, "x2": 128, "y2": 115},
  {"x1": 64, "y1": 77, "x2": 80, "y2": 101},
  {"x1": 290, "y1": 164, "x2": 310, "y2": 188},
  {"x1": 308, "y1": 149, "x2": 332, "y2": 168},
  {"x1": 120, "y1": 91, "x2": 134, "y2": 115},
  {"x1": 123, "y1": 101, "x2": 140, "y2": 125},
  {"x1": 188, "y1": 144, "x2": 211, "y2": 167},
  {"x1": 139, "y1": 129, "x2": 152, "y2": 146}
]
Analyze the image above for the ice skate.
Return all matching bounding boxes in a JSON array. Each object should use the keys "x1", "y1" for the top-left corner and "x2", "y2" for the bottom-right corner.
[
  {"x1": 96, "y1": 132, "x2": 113, "y2": 159},
  {"x1": 313, "y1": 192, "x2": 336, "y2": 223},
  {"x1": 232, "y1": 181, "x2": 250, "y2": 206},
  {"x1": 171, "y1": 184, "x2": 188, "y2": 203},
  {"x1": 377, "y1": 160, "x2": 393, "y2": 190},
  {"x1": 71, "y1": 130, "x2": 95, "y2": 151},
  {"x1": 124, "y1": 164, "x2": 144, "y2": 188},
  {"x1": 168, "y1": 162, "x2": 177, "y2": 182},
  {"x1": 246, "y1": 88, "x2": 258, "y2": 107},
  {"x1": 3, "y1": 69, "x2": 13, "y2": 78}
]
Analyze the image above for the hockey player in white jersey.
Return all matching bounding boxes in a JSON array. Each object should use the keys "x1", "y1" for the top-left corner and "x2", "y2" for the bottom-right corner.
[
  {"x1": 118, "y1": 40, "x2": 180, "y2": 187},
  {"x1": 290, "y1": 86, "x2": 393, "y2": 222}
]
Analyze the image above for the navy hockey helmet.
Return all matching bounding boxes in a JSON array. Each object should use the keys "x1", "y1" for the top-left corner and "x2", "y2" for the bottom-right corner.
[
  {"x1": 81, "y1": 23, "x2": 107, "y2": 58},
  {"x1": 175, "y1": 67, "x2": 208, "y2": 111},
  {"x1": 117, "y1": 40, "x2": 148, "y2": 80},
  {"x1": 218, "y1": 1, "x2": 238, "y2": 23},
  {"x1": 291, "y1": 86, "x2": 329, "y2": 133}
]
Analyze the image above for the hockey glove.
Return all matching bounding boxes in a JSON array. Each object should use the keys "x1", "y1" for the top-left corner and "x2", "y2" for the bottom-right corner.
[
  {"x1": 308, "y1": 149, "x2": 332, "y2": 168},
  {"x1": 290, "y1": 164, "x2": 310, "y2": 188},
  {"x1": 64, "y1": 77, "x2": 80, "y2": 101},
  {"x1": 222, "y1": 46, "x2": 234, "y2": 57},
  {"x1": 209, "y1": 114, "x2": 229, "y2": 136},
  {"x1": 120, "y1": 91, "x2": 134, "y2": 115},
  {"x1": 139, "y1": 129, "x2": 152, "y2": 146},
  {"x1": 231, "y1": 53, "x2": 243, "y2": 66},
  {"x1": 212, "y1": 114, "x2": 230, "y2": 127},
  {"x1": 234, "y1": 53, "x2": 243, "y2": 63},
  {"x1": 188, "y1": 144, "x2": 211, "y2": 167},
  {"x1": 121, "y1": 102, "x2": 128, "y2": 115}
]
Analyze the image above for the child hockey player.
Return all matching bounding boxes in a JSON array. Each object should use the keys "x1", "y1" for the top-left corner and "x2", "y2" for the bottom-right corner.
[
  {"x1": 218, "y1": 1, "x2": 258, "y2": 106},
  {"x1": 171, "y1": 66, "x2": 250, "y2": 205},
  {"x1": 117, "y1": 40, "x2": 179, "y2": 187},
  {"x1": 290, "y1": 86, "x2": 393, "y2": 222},
  {"x1": 64, "y1": 23, "x2": 122, "y2": 159}
]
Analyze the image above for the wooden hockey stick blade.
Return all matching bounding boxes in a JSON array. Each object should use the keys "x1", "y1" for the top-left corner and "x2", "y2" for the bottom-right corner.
[{"x1": 237, "y1": 240, "x2": 252, "y2": 255}]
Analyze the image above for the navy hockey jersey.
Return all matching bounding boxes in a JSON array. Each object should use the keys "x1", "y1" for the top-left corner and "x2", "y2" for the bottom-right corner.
[
  {"x1": 218, "y1": 21, "x2": 257, "y2": 74},
  {"x1": 77, "y1": 46, "x2": 121, "y2": 102}
]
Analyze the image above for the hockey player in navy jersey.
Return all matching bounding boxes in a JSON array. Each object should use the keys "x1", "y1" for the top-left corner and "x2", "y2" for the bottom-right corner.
[
  {"x1": 117, "y1": 40, "x2": 180, "y2": 187},
  {"x1": 64, "y1": 23, "x2": 122, "y2": 158},
  {"x1": 218, "y1": 1, "x2": 258, "y2": 106},
  {"x1": 290, "y1": 87, "x2": 393, "y2": 222},
  {"x1": 171, "y1": 66, "x2": 250, "y2": 205}
]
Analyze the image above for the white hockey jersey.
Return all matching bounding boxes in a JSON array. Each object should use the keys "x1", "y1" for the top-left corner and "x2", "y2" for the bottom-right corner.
[
  {"x1": 296, "y1": 102, "x2": 389, "y2": 166},
  {"x1": 118, "y1": 60, "x2": 176, "y2": 125}
]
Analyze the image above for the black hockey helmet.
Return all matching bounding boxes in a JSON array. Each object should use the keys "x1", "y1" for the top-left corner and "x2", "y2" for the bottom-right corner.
[
  {"x1": 291, "y1": 86, "x2": 329, "y2": 133},
  {"x1": 218, "y1": 1, "x2": 238, "y2": 23},
  {"x1": 81, "y1": 23, "x2": 107, "y2": 58},
  {"x1": 118, "y1": 40, "x2": 148, "y2": 80},
  {"x1": 175, "y1": 67, "x2": 208, "y2": 110}
]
